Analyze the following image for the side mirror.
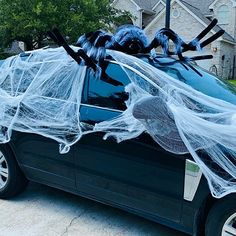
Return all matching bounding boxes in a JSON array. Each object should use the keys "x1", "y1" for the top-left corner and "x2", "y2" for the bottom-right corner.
[
  {"x1": 132, "y1": 96, "x2": 188, "y2": 154},
  {"x1": 133, "y1": 96, "x2": 167, "y2": 120}
]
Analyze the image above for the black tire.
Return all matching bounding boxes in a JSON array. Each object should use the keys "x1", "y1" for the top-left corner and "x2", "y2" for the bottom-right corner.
[
  {"x1": 205, "y1": 195, "x2": 236, "y2": 236},
  {"x1": 0, "y1": 145, "x2": 28, "y2": 199}
]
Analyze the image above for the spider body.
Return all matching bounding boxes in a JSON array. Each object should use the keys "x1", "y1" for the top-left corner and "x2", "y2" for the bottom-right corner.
[{"x1": 48, "y1": 18, "x2": 224, "y2": 78}]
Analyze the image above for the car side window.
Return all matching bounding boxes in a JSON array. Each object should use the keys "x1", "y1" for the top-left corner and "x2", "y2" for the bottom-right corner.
[{"x1": 84, "y1": 62, "x2": 130, "y2": 111}]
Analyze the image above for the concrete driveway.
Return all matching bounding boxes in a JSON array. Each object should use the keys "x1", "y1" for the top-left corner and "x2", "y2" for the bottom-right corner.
[{"x1": 0, "y1": 183, "x2": 188, "y2": 236}]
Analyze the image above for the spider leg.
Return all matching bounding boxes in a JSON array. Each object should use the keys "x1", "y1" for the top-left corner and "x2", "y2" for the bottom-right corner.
[
  {"x1": 147, "y1": 28, "x2": 187, "y2": 55},
  {"x1": 162, "y1": 29, "x2": 187, "y2": 54},
  {"x1": 76, "y1": 31, "x2": 92, "y2": 47},
  {"x1": 200, "y1": 30, "x2": 224, "y2": 48},
  {"x1": 94, "y1": 34, "x2": 112, "y2": 48},
  {"x1": 182, "y1": 19, "x2": 224, "y2": 52},
  {"x1": 48, "y1": 28, "x2": 99, "y2": 70},
  {"x1": 187, "y1": 63, "x2": 202, "y2": 76},
  {"x1": 50, "y1": 28, "x2": 82, "y2": 64},
  {"x1": 76, "y1": 49, "x2": 97, "y2": 71},
  {"x1": 189, "y1": 55, "x2": 213, "y2": 61},
  {"x1": 193, "y1": 18, "x2": 218, "y2": 41},
  {"x1": 184, "y1": 19, "x2": 218, "y2": 51},
  {"x1": 48, "y1": 28, "x2": 122, "y2": 85},
  {"x1": 76, "y1": 30, "x2": 103, "y2": 48},
  {"x1": 47, "y1": 31, "x2": 62, "y2": 46}
]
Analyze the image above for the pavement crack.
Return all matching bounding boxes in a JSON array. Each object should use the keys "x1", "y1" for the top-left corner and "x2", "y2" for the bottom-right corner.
[
  {"x1": 62, "y1": 216, "x2": 78, "y2": 236},
  {"x1": 61, "y1": 209, "x2": 87, "y2": 236}
]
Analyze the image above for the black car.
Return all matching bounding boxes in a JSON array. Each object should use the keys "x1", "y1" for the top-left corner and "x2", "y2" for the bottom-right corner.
[{"x1": 0, "y1": 53, "x2": 235, "y2": 236}]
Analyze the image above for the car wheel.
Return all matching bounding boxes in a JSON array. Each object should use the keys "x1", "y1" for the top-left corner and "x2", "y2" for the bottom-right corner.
[
  {"x1": 0, "y1": 145, "x2": 28, "y2": 199},
  {"x1": 205, "y1": 195, "x2": 236, "y2": 236}
]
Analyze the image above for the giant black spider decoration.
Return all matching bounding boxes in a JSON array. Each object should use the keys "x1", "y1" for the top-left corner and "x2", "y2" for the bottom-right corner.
[{"x1": 48, "y1": 18, "x2": 224, "y2": 78}]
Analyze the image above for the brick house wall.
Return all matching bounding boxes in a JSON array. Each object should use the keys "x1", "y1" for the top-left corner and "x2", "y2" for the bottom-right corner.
[
  {"x1": 112, "y1": 0, "x2": 142, "y2": 27},
  {"x1": 113, "y1": 0, "x2": 236, "y2": 79}
]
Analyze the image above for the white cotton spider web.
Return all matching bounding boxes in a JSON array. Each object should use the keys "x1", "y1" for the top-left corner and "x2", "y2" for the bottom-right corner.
[
  {"x1": 0, "y1": 47, "x2": 86, "y2": 154},
  {"x1": 0, "y1": 47, "x2": 236, "y2": 197}
]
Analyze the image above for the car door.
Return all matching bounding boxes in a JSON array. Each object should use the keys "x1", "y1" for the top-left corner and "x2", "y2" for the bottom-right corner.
[
  {"x1": 75, "y1": 61, "x2": 187, "y2": 223},
  {"x1": 11, "y1": 131, "x2": 76, "y2": 191}
]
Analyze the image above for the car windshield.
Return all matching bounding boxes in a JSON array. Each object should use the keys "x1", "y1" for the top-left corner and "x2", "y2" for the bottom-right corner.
[{"x1": 143, "y1": 56, "x2": 236, "y2": 105}]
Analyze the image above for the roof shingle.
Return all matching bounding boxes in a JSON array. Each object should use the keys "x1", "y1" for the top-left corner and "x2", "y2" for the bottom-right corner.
[
  {"x1": 177, "y1": 0, "x2": 215, "y2": 15},
  {"x1": 132, "y1": 0, "x2": 159, "y2": 11},
  {"x1": 180, "y1": 0, "x2": 235, "y2": 43}
]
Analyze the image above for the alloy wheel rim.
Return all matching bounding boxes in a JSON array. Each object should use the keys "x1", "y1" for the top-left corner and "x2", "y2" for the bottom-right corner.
[
  {"x1": 0, "y1": 151, "x2": 8, "y2": 189},
  {"x1": 222, "y1": 213, "x2": 236, "y2": 236}
]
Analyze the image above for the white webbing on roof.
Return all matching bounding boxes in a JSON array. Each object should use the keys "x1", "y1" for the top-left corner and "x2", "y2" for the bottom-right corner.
[
  {"x1": 0, "y1": 47, "x2": 86, "y2": 154},
  {"x1": 0, "y1": 47, "x2": 236, "y2": 197}
]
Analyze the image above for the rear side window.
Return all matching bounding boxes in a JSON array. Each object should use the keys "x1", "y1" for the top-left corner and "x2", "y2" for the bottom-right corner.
[{"x1": 85, "y1": 62, "x2": 130, "y2": 110}]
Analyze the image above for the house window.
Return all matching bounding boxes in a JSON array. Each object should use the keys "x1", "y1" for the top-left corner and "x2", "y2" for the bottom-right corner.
[
  {"x1": 217, "y1": 5, "x2": 230, "y2": 24},
  {"x1": 172, "y1": 9, "x2": 180, "y2": 18}
]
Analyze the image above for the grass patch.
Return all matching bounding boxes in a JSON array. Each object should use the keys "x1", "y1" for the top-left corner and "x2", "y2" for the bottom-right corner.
[{"x1": 228, "y1": 80, "x2": 236, "y2": 86}]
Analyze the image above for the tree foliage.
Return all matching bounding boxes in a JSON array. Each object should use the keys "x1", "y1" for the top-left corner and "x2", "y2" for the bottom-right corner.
[{"x1": 0, "y1": 0, "x2": 127, "y2": 50}]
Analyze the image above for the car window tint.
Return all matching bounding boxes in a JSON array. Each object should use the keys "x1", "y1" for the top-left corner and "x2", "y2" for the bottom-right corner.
[
  {"x1": 150, "y1": 57, "x2": 236, "y2": 105},
  {"x1": 86, "y1": 62, "x2": 130, "y2": 110}
]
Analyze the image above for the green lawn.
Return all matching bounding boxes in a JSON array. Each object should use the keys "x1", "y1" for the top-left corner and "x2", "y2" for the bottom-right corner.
[{"x1": 228, "y1": 80, "x2": 236, "y2": 86}]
